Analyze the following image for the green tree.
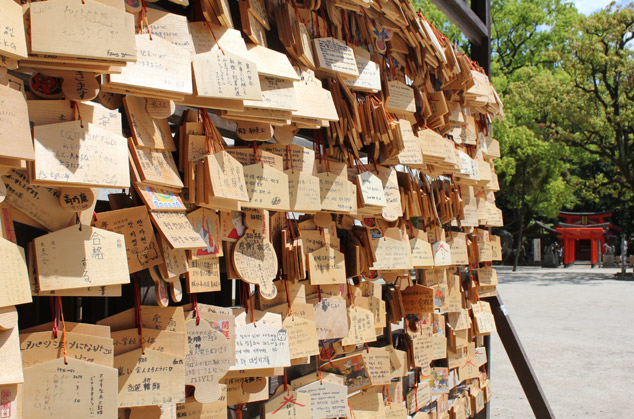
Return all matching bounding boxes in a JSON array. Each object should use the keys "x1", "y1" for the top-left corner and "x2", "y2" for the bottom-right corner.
[{"x1": 548, "y1": 4, "x2": 634, "y2": 195}]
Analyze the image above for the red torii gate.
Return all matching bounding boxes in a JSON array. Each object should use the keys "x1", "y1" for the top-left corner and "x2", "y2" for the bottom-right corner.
[{"x1": 555, "y1": 211, "x2": 620, "y2": 267}]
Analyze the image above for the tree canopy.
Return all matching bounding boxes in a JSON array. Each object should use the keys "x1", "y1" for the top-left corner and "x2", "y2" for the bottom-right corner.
[{"x1": 416, "y1": 0, "x2": 634, "y2": 265}]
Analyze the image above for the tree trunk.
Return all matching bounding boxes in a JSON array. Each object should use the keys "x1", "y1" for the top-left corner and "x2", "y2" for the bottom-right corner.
[{"x1": 512, "y1": 208, "x2": 525, "y2": 272}]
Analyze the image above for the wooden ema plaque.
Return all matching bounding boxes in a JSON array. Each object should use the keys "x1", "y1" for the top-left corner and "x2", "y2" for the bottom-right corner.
[
  {"x1": 22, "y1": 357, "x2": 118, "y2": 418},
  {"x1": 20, "y1": 331, "x2": 114, "y2": 369},
  {"x1": 34, "y1": 225, "x2": 130, "y2": 291},
  {"x1": 0, "y1": 307, "x2": 22, "y2": 385},
  {"x1": 295, "y1": 380, "x2": 348, "y2": 419},
  {"x1": 29, "y1": 0, "x2": 136, "y2": 62},
  {"x1": 93, "y1": 206, "x2": 163, "y2": 274},
  {"x1": 32, "y1": 121, "x2": 130, "y2": 188},
  {"x1": 313, "y1": 37, "x2": 359, "y2": 78},
  {"x1": 232, "y1": 211, "x2": 278, "y2": 299},
  {"x1": 108, "y1": 34, "x2": 192, "y2": 97},
  {"x1": 193, "y1": 50, "x2": 261, "y2": 100},
  {"x1": 264, "y1": 389, "x2": 312, "y2": 419},
  {"x1": 230, "y1": 311, "x2": 290, "y2": 370},
  {"x1": 0, "y1": 0, "x2": 28, "y2": 60},
  {"x1": 0, "y1": 84, "x2": 34, "y2": 161},
  {"x1": 115, "y1": 348, "x2": 185, "y2": 407},
  {"x1": 185, "y1": 319, "x2": 232, "y2": 403},
  {"x1": 0, "y1": 237, "x2": 31, "y2": 308}
]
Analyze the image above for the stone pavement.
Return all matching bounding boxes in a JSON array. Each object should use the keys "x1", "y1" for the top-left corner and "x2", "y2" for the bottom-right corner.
[{"x1": 489, "y1": 266, "x2": 633, "y2": 419}]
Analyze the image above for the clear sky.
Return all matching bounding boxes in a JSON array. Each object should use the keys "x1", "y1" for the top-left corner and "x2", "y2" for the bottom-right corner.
[{"x1": 573, "y1": 0, "x2": 628, "y2": 15}]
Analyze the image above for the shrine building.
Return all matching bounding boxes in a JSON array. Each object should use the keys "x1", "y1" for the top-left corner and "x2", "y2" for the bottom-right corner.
[{"x1": 556, "y1": 211, "x2": 621, "y2": 267}]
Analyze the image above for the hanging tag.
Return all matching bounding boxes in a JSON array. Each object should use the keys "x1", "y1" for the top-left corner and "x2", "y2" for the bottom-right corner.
[{"x1": 185, "y1": 319, "x2": 232, "y2": 403}]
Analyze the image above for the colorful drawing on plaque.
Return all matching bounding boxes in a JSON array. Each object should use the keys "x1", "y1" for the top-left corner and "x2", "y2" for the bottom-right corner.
[
  {"x1": 144, "y1": 186, "x2": 183, "y2": 210},
  {"x1": 434, "y1": 287, "x2": 446, "y2": 306}
]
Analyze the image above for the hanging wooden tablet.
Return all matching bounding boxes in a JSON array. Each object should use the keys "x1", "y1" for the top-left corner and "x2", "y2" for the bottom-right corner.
[
  {"x1": 0, "y1": 307, "x2": 22, "y2": 385},
  {"x1": 345, "y1": 46, "x2": 381, "y2": 92},
  {"x1": 135, "y1": 185, "x2": 186, "y2": 212},
  {"x1": 320, "y1": 353, "x2": 372, "y2": 393},
  {"x1": 282, "y1": 315, "x2": 319, "y2": 359},
  {"x1": 193, "y1": 50, "x2": 261, "y2": 100},
  {"x1": 385, "y1": 81, "x2": 415, "y2": 113},
  {"x1": 0, "y1": 84, "x2": 35, "y2": 161},
  {"x1": 292, "y1": 69, "x2": 340, "y2": 122},
  {"x1": 29, "y1": 0, "x2": 136, "y2": 62},
  {"x1": 0, "y1": 237, "x2": 31, "y2": 308},
  {"x1": 115, "y1": 348, "x2": 185, "y2": 407},
  {"x1": 307, "y1": 246, "x2": 346, "y2": 285},
  {"x1": 176, "y1": 391, "x2": 228, "y2": 419},
  {"x1": 349, "y1": 391, "x2": 385, "y2": 419},
  {"x1": 204, "y1": 151, "x2": 250, "y2": 202},
  {"x1": 0, "y1": 383, "x2": 20, "y2": 419},
  {"x1": 185, "y1": 319, "x2": 232, "y2": 403},
  {"x1": 232, "y1": 211, "x2": 278, "y2": 299},
  {"x1": 245, "y1": 45, "x2": 299, "y2": 80},
  {"x1": 371, "y1": 227, "x2": 412, "y2": 271},
  {"x1": 222, "y1": 376, "x2": 269, "y2": 405},
  {"x1": 129, "y1": 139, "x2": 184, "y2": 189},
  {"x1": 141, "y1": 8, "x2": 194, "y2": 52},
  {"x1": 27, "y1": 242, "x2": 123, "y2": 297},
  {"x1": 145, "y1": 98, "x2": 176, "y2": 120},
  {"x1": 32, "y1": 121, "x2": 129, "y2": 188},
  {"x1": 123, "y1": 95, "x2": 176, "y2": 151},
  {"x1": 377, "y1": 167, "x2": 402, "y2": 221},
  {"x1": 313, "y1": 297, "x2": 348, "y2": 340},
  {"x1": 187, "y1": 208, "x2": 223, "y2": 259},
  {"x1": 263, "y1": 388, "x2": 311, "y2": 419},
  {"x1": 23, "y1": 357, "x2": 118, "y2": 418},
  {"x1": 189, "y1": 22, "x2": 247, "y2": 55},
  {"x1": 108, "y1": 34, "x2": 192, "y2": 97},
  {"x1": 286, "y1": 169, "x2": 321, "y2": 213},
  {"x1": 0, "y1": 0, "x2": 27, "y2": 60},
  {"x1": 58, "y1": 188, "x2": 95, "y2": 213},
  {"x1": 295, "y1": 380, "x2": 348, "y2": 419},
  {"x1": 401, "y1": 284, "x2": 434, "y2": 317},
  {"x1": 34, "y1": 225, "x2": 129, "y2": 291},
  {"x1": 261, "y1": 143, "x2": 315, "y2": 173},
  {"x1": 432, "y1": 240, "x2": 452, "y2": 267},
  {"x1": 392, "y1": 119, "x2": 423, "y2": 167},
  {"x1": 241, "y1": 2, "x2": 268, "y2": 45},
  {"x1": 150, "y1": 211, "x2": 207, "y2": 250},
  {"x1": 313, "y1": 37, "x2": 359, "y2": 78},
  {"x1": 360, "y1": 347, "x2": 391, "y2": 386},
  {"x1": 19, "y1": 331, "x2": 114, "y2": 368},
  {"x1": 317, "y1": 172, "x2": 355, "y2": 213},
  {"x1": 230, "y1": 311, "x2": 290, "y2": 370},
  {"x1": 186, "y1": 257, "x2": 221, "y2": 293},
  {"x1": 357, "y1": 170, "x2": 387, "y2": 208},
  {"x1": 93, "y1": 206, "x2": 163, "y2": 273},
  {"x1": 236, "y1": 121, "x2": 274, "y2": 141},
  {"x1": 243, "y1": 75, "x2": 298, "y2": 112},
  {"x1": 242, "y1": 164, "x2": 290, "y2": 211},
  {"x1": 471, "y1": 301, "x2": 496, "y2": 335},
  {"x1": 410, "y1": 230, "x2": 434, "y2": 268},
  {"x1": 27, "y1": 100, "x2": 122, "y2": 135},
  {"x1": 341, "y1": 306, "x2": 376, "y2": 346},
  {"x1": 406, "y1": 382, "x2": 431, "y2": 415},
  {"x1": 111, "y1": 327, "x2": 185, "y2": 357}
]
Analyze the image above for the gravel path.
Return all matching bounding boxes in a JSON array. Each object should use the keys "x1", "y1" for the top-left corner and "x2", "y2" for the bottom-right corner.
[{"x1": 489, "y1": 266, "x2": 634, "y2": 418}]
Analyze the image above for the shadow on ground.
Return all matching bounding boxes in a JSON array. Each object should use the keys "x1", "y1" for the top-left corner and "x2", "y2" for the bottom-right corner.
[{"x1": 495, "y1": 266, "x2": 633, "y2": 286}]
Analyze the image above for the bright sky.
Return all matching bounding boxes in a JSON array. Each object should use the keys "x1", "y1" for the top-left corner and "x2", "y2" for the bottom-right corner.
[{"x1": 573, "y1": 0, "x2": 626, "y2": 15}]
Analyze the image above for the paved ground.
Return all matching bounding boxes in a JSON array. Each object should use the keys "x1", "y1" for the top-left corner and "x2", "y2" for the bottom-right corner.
[{"x1": 490, "y1": 266, "x2": 634, "y2": 419}]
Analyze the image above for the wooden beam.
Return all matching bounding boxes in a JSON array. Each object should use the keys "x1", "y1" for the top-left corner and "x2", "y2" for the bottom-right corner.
[
  {"x1": 429, "y1": 0, "x2": 489, "y2": 46},
  {"x1": 470, "y1": 0, "x2": 492, "y2": 76}
]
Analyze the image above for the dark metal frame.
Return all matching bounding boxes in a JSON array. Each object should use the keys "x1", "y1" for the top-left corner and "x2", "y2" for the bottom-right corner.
[{"x1": 428, "y1": 1, "x2": 554, "y2": 418}]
